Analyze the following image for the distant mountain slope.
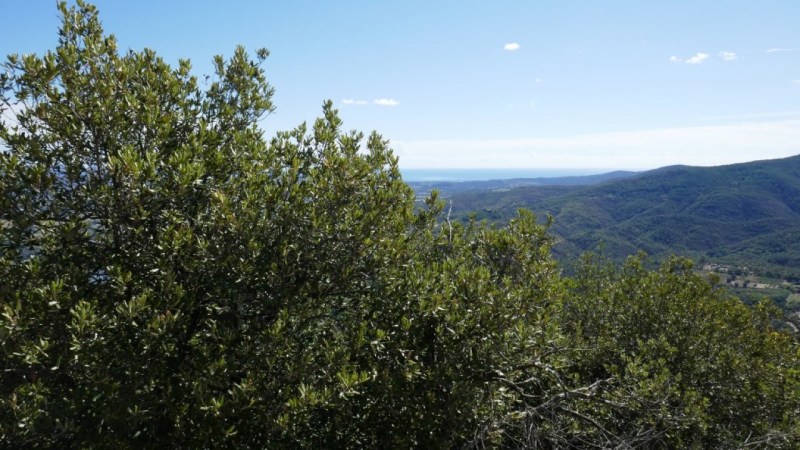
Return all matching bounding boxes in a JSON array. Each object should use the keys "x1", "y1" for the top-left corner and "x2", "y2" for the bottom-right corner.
[
  {"x1": 407, "y1": 170, "x2": 638, "y2": 198},
  {"x1": 448, "y1": 155, "x2": 800, "y2": 277}
]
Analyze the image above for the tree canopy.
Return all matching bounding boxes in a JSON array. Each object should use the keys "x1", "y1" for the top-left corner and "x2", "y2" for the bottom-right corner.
[{"x1": 2, "y1": 2, "x2": 799, "y2": 448}]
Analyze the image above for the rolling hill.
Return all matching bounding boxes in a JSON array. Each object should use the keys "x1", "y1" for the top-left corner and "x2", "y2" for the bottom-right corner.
[
  {"x1": 406, "y1": 170, "x2": 638, "y2": 198},
  {"x1": 441, "y1": 155, "x2": 800, "y2": 279}
]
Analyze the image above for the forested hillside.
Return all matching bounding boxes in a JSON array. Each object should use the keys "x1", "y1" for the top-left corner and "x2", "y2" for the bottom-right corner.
[
  {"x1": 407, "y1": 170, "x2": 638, "y2": 198},
  {"x1": 447, "y1": 156, "x2": 800, "y2": 279},
  {"x1": 1, "y1": 2, "x2": 799, "y2": 448}
]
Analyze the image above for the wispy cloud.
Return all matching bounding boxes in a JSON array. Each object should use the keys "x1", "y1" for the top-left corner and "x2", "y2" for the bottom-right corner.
[
  {"x1": 342, "y1": 99, "x2": 368, "y2": 105},
  {"x1": 719, "y1": 51, "x2": 737, "y2": 61},
  {"x1": 396, "y1": 120, "x2": 800, "y2": 169},
  {"x1": 342, "y1": 98, "x2": 399, "y2": 106},
  {"x1": 504, "y1": 42, "x2": 520, "y2": 51},
  {"x1": 373, "y1": 98, "x2": 399, "y2": 106},
  {"x1": 685, "y1": 52, "x2": 709, "y2": 64},
  {"x1": 670, "y1": 53, "x2": 709, "y2": 64},
  {"x1": 0, "y1": 100, "x2": 26, "y2": 129},
  {"x1": 792, "y1": 80, "x2": 800, "y2": 85},
  {"x1": 765, "y1": 48, "x2": 797, "y2": 53}
]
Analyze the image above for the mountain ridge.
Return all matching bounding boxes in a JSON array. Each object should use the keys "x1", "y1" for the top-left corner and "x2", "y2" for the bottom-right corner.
[
  {"x1": 406, "y1": 170, "x2": 639, "y2": 198},
  {"x1": 446, "y1": 154, "x2": 800, "y2": 278}
]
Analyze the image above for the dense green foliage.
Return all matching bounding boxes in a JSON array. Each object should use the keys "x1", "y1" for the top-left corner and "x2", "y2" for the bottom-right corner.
[
  {"x1": 2, "y1": 3, "x2": 799, "y2": 448},
  {"x1": 447, "y1": 157, "x2": 800, "y2": 280},
  {"x1": 564, "y1": 254, "x2": 800, "y2": 447}
]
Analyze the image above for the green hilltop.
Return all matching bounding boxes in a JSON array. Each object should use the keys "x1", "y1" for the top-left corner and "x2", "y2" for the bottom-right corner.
[{"x1": 446, "y1": 155, "x2": 800, "y2": 280}]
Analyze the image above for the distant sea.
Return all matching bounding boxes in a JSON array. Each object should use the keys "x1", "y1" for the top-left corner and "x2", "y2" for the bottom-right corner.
[{"x1": 400, "y1": 168, "x2": 612, "y2": 182}]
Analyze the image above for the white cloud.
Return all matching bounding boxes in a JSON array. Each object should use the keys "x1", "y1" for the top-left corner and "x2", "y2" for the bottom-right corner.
[
  {"x1": 504, "y1": 42, "x2": 520, "y2": 51},
  {"x1": 685, "y1": 52, "x2": 709, "y2": 64},
  {"x1": 765, "y1": 48, "x2": 797, "y2": 53},
  {"x1": 395, "y1": 120, "x2": 800, "y2": 169},
  {"x1": 719, "y1": 51, "x2": 737, "y2": 61},
  {"x1": 793, "y1": 80, "x2": 800, "y2": 85},
  {"x1": 671, "y1": 53, "x2": 710, "y2": 64},
  {"x1": 373, "y1": 98, "x2": 399, "y2": 106},
  {"x1": 0, "y1": 100, "x2": 26, "y2": 129},
  {"x1": 342, "y1": 98, "x2": 400, "y2": 106},
  {"x1": 535, "y1": 77, "x2": 543, "y2": 83}
]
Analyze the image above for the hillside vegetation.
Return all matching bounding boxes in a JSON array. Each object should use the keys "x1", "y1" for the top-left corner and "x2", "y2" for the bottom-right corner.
[
  {"x1": 1, "y1": 2, "x2": 799, "y2": 448},
  {"x1": 447, "y1": 156, "x2": 800, "y2": 279},
  {"x1": 407, "y1": 170, "x2": 637, "y2": 198}
]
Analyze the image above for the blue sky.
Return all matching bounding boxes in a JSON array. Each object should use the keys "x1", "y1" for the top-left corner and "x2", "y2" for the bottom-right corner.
[{"x1": 3, "y1": 1, "x2": 800, "y2": 169}]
